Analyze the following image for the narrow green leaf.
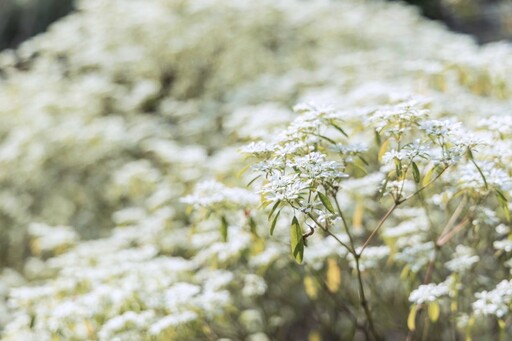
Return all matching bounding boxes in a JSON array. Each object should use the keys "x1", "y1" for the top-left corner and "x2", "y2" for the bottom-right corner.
[
  {"x1": 237, "y1": 164, "x2": 251, "y2": 178},
  {"x1": 466, "y1": 147, "x2": 474, "y2": 160},
  {"x1": 374, "y1": 130, "x2": 381, "y2": 146},
  {"x1": 249, "y1": 217, "x2": 258, "y2": 237},
  {"x1": 270, "y1": 210, "x2": 280, "y2": 236},
  {"x1": 378, "y1": 176, "x2": 389, "y2": 200},
  {"x1": 412, "y1": 161, "x2": 420, "y2": 184},
  {"x1": 471, "y1": 159, "x2": 488, "y2": 190},
  {"x1": 220, "y1": 216, "x2": 228, "y2": 242},
  {"x1": 247, "y1": 174, "x2": 261, "y2": 187},
  {"x1": 394, "y1": 159, "x2": 402, "y2": 178},
  {"x1": 358, "y1": 155, "x2": 369, "y2": 166},
  {"x1": 422, "y1": 165, "x2": 435, "y2": 187},
  {"x1": 331, "y1": 122, "x2": 348, "y2": 137},
  {"x1": 496, "y1": 189, "x2": 510, "y2": 222},
  {"x1": 378, "y1": 139, "x2": 390, "y2": 162},
  {"x1": 268, "y1": 200, "x2": 281, "y2": 221},
  {"x1": 318, "y1": 192, "x2": 335, "y2": 214},
  {"x1": 290, "y1": 216, "x2": 304, "y2": 264},
  {"x1": 352, "y1": 159, "x2": 368, "y2": 175},
  {"x1": 318, "y1": 134, "x2": 337, "y2": 145}
]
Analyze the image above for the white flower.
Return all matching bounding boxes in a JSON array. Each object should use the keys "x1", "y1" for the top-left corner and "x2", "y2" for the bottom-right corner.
[
  {"x1": 409, "y1": 280, "x2": 451, "y2": 305},
  {"x1": 445, "y1": 246, "x2": 479, "y2": 273},
  {"x1": 181, "y1": 180, "x2": 259, "y2": 209},
  {"x1": 473, "y1": 280, "x2": 512, "y2": 318}
]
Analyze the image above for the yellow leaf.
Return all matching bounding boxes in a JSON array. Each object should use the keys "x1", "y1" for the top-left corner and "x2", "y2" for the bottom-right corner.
[
  {"x1": 326, "y1": 258, "x2": 342, "y2": 293},
  {"x1": 422, "y1": 165, "x2": 435, "y2": 187},
  {"x1": 498, "y1": 319, "x2": 506, "y2": 330},
  {"x1": 309, "y1": 330, "x2": 322, "y2": 341},
  {"x1": 378, "y1": 139, "x2": 390, "y2": 162},
  {"x1": 451, "y1": 300, "x2": 458, "y2": 313},
  {"x1": 30, "y1": 239, "x2": 41, "y2": 257},
  {"x1": 407, "y1": 304, "x2": 417, "y2": 331},
  {"x1": 400, "y1": 265, "x2": 410, "y2": 281},
  {"x1": 352, "y1": 200, "x2": 364, "y2": 230},
  {"x1": 304, "y1": 276, "x2": 319, "y2": 300},
  {"x1": 428, "y1": 301, "x2": 440, "y2": 322}
]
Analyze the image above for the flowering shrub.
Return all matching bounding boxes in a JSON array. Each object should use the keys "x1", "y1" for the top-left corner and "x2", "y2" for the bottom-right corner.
[{"x1": 1, "y1": 0, "x2": 512, "y2": 340}]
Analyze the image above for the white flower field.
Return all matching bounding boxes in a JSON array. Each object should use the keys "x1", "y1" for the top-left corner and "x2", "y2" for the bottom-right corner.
[{"x1": 0, "y1": 0, "x2": 512, "y2": 340}]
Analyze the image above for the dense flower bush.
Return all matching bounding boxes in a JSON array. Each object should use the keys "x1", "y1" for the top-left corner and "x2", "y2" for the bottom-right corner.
[{"x1": 1, "y1": 0, "x2": 512, "y2": 340}]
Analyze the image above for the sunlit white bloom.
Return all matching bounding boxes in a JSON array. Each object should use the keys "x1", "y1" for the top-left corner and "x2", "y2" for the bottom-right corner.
[
  {"x1": 473, "y1": 280, "x2": 512, "y2": 318},
  {"x1": 409, "y1": 280, "x2": 451, "y2": 304},
  {"x1": 242, "y1": 274, "x2": 268, "y2": 297},
  {"x1": 493, "y1": 239, "x2": 512, "y2": 252},
  {"x1": 181, "y1": 180, "x2": 259, "y2": 209},
  {"x1": 445, "y1": 246, "x2": 479, "y2": 273},
  {"x1": 395, "y1": 241, "x2": 435, "y2": 272},
  {"x1": 241, "y1": 141, "x2": 276, "y2": 156},
  {"x1": 148, "y1": 311, "x2": 198, "y2": 335},
  {"x1": 27, "y1": 223, "x2": 78, "y2": 255},
  {"x1": 457, "y1": 162, "x2": 512, "y2": 192},
  {"x1": 260, "y1": 172, "x2": 311, "y2": 203}
]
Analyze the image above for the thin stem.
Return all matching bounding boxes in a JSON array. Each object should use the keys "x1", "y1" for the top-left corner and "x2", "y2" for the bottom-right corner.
[
  {"x1": 355, "y1": 255, "x2": 382, "y2": 341},
  {"x1": 437, "y1": 197, "x2": 467, "y2": 241},
  {"x1": 333, "y1": 194, "x2": 356, "y2": 254},
  {"x1": 306, "y1": 213, "x2": 353, "y2": 254},
  {"x1": 402, "y1": 165, "x2": 449, "y2": 202},
  {"x1": 436, "y1": 218, "x2": 470, "y2": 246},
  {"x1": 358, "y1": 202, "x2": 398, "y2": 256}
]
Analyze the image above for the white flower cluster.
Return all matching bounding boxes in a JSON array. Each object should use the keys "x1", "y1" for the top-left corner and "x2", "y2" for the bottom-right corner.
[
  {"x1": 445, "y1": 245, "x2": 479, "y2": 273},
  {"x1": 409, "y1": 279, "x2": 453, "y2": 305},
  {"x1": 473, "y1": 280, "x2": 512, "y2": 318},
  {"x1": 181, "y1": 180, "x2": 259, "y2": 210}
]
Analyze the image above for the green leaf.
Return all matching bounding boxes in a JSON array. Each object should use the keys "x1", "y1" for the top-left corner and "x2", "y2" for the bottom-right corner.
[
  {"x1": 466, "y1": 147, "x2": 474, "y2": 160},
  {"x1": 428, "y1": 302, "x2": 440, "y2": 323},
  {"x1": 318, "y1": 191, "x2": 335, "y2": 214},
  {"x1": 412, "y1": 161, "x2": 420, "y2": 184},
  {"x1": 422, "y1": 165, "x2": 435, "y2": 187},
  {"x1": 290, "y1": 216, "x2": 304, "y2": 264},
  {"x1": 496, "y1": 189, "x2": 510, "y2": 222},
  {"x1": 220, "y1": 215, "x2": 229, "y2": 242},
  {"x1": 378, "y1": 139, "x2": 389, "y2": 162},
  {"x1": 467, "y1": 148, "x2": 488, "y2": 190},
  {"x1": 471, "y1": 159, "x2": 488, "y2": 190},
  {"x1": 378, "y1": 176, "x2": 389, "y2": 200},
  {"x1": 394, "y1": 159, "x2": 402, "y2": 178},
  {"x1": 318, "y1": 134, "x2": 337, "y2": 145},
  {"x1": 249, "y1": 217, "x2": 258, "y2": 237},
  {"x1": 270, "y1": 210, "x2": 280, "y2": 236},
  {"x1": 358, "y1": 155, "x2": 369, "y2": 166},
  {"x1": 247, "y1": 174, "x2": 261, "y2": 187},
  {"x1": 268, "y1": 200, "x2": 281, "y2": 221},
  {"x1": 407, "y1": 304, "x2": 417, "y2": 331},
  {"x1": 237, "y1": 164, "x2": 251, "y2": 178},
  {"x1": 331, "y1": 122, "x2": 348, "y2": 137},
  {"x1": 374, "y1": 130, "x2": 381, "y2": 146}
]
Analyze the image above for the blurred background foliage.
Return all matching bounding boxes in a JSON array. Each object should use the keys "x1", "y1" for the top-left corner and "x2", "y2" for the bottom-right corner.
[
  {"x1": 1, "y1": 0, "x2": 512, "y2": 49},
  {"x1": 0, "y1": 0, "x2": 74, "y2": 51},
  {"x1": 401, "y1": 0, "x2": 512, "y2": 43}
]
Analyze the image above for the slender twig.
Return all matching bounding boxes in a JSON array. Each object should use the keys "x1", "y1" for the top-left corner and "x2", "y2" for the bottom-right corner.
[
  {"x1": 438, "y1": 197, "x2": 467, "y2": 239},
  {"x1": 401, "y1": 166, "x2": 449, "y2": 202},
  {"x1": 358, "y1": 203, "x2": 398, "y2": 256},
  {"x1": 436, "y1": 218, "x2": 470, "y2": 246},
  {"x1": 306, "y1": 213, "x2": 353, "y2": 253},
  {"x1": 333, "y1": 194, "x2": 356, "y2": 254},
  {"x1": 355, "y1": 255, "x2": 382, "y2": 341}
]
